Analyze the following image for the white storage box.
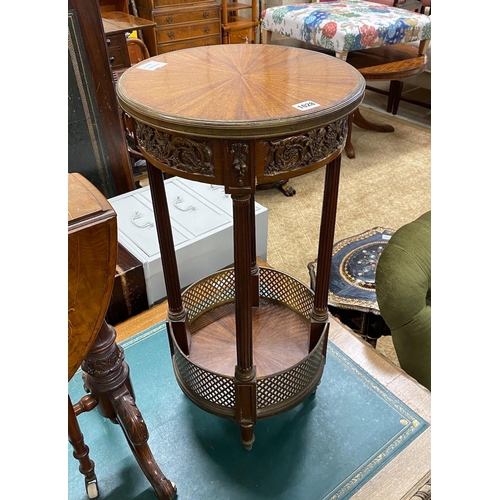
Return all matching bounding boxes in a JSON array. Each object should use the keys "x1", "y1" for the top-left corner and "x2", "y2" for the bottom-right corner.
[{"x1": 109, "y1": 177, "x2": 269, "y2": 306}]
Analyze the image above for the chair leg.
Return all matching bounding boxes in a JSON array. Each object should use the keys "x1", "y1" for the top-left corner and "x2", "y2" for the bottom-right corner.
[{"x1": 388, "y1": 80, "x2": 404, "y2": 115}]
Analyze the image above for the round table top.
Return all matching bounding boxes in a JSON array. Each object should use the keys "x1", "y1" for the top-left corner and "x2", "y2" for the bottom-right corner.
[{"x1": 116, "y1": 44, "x2": 365, "y2": 139}]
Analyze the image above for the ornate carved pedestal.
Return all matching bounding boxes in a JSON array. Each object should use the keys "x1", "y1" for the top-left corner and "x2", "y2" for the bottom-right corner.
[{"x1": 116, "y1": 44, "x2": 365, "y2": 449}]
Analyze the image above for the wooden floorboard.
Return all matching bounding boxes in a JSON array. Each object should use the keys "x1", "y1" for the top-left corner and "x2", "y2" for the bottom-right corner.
[{"x1": 114, "y1": 299, "x2": 168, "y2": 343}]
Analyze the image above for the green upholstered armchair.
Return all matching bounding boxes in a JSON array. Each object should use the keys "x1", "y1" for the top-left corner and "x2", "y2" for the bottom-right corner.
[{"x1": 375, "y1": 211, "x2": 431, "y2": 390}]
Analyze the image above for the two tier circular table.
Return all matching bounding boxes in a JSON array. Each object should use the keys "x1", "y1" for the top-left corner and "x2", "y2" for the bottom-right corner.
[{"x1": 116, "y1": 44, "x2": 365, "y2": 450}]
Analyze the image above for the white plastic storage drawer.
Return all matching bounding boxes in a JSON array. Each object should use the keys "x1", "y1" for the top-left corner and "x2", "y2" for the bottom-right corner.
[{"x1": 109, "y1": 177, "x2": 268, "y2": 306}]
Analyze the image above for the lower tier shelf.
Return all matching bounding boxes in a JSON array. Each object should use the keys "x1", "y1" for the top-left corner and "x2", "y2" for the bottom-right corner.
[
  {"x1": 169, "y1": 267, "x2": 328, "y2": 420},
  {"x1": 189, "y1": 300, "x2": 310, "y2": 377}
]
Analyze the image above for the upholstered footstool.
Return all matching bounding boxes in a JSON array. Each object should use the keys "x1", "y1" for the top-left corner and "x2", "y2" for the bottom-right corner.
[
  {"x1": 308, "y1": 226, "x2": 394, "y2": 346},
  {"x1": 260, "y1": 1, "x2": 431, "y2": 61}
]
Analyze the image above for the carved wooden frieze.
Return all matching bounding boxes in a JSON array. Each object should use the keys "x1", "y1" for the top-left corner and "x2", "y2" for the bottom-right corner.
[
  {"x1": 230, "y1": 142, "x2": 249, "y2": 187},
  {"x1": 263, "y1": 117, "x2": 348, "y2": 176},
  {"x1": 82, "y1": 344, "x2": 124, "y2": 378},
  {"x1": 224, "y1": 140, "x2": 253, "y2": 193},
  {"x1": 136, "y1": 122, "x2": 215, "y2": 177}
]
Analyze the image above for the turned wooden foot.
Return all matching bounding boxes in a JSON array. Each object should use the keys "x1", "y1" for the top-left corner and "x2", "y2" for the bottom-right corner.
[
  {"x1": 234, "y1": 366, "x2": 257, "y2": 451},
  {"x1": 81, "y1": 320, "x2": 177, "y2": 500},
  {"x1": 240, "y1": 422, "x2": 256, "y2": 451}
]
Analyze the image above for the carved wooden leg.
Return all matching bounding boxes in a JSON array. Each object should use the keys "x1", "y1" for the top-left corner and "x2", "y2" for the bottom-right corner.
[
  {"x1": 261, "y1": 28, "x2": 272, "y2": 44},
  {"x1": 250, "y1": 194, "x2": 260, "y2": 307},
  {"x1": 352, "y1": 108, "x2": 395, "y2": 133},
  {"x1": 147, "y1": 161, "x2": 190, "y2": 356},
  {"x1": 82, "y1": 320, "x2": 177, "y2": 500},
  {"x1": 310, "y1": 155, "x2": 342, "y2": 351},
  {"x1": 110, "y1": 387, "x2": 177, "y2": 499},
  {"x1": 234, "y1": 373, "x2": 257, "y2": 450},
  {"x1": 232, "y1": 194, "x2": 257, "y2": 450},
  {"x1": 68, "y1": 395, "x2": 99, "y2": 499},
  {"x1": 344, "y1": 113, "x2": 356, "y2": 159}
]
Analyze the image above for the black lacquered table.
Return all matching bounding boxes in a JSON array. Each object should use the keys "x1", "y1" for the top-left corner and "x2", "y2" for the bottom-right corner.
[{"x1": 308, "y1": 227, "x2": 394, "y2": 346}]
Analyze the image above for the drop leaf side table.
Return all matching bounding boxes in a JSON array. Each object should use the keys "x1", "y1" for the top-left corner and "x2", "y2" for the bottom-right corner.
[
  {"x1": 116, "y1": 44, "x2": 365, "y2": 449},
  {"x1": 68, "y1": 173, "x2": 176, "y2": 499}
]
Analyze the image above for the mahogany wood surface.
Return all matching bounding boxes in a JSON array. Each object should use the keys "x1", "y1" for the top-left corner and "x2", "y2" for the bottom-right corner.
[
  {"x1": 68, "y1": 173, "x2": 117, "y2": 381},
  {"x1": 99, "y1": 0, "x2": 129, "y2": 14},
  {"x1": 117, "y1": 44, "x2": 364, "y2": 448},
  {"x1": 68, "y1": 172, "x2": 176, "y2": 499},
  {"x1": 347, "y1": 44, "x2": 428, "y2": 81},
  {"x1": 116, "y1": 44, "x2": 365, "y2": 140},
  {"x1": 189, "y1": 301, "x2": 310, "y2": 377},
  {"x1": 101, "y1": 10, "x2": 157, "y2": 34}
]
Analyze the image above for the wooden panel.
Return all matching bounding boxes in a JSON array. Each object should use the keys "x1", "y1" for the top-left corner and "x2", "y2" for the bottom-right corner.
[
  {"x1": 68, "y1": 173, "x2": 117, "y2": 380},
  {"x1": 105, "y1": 243, "x2": 149, "y2": 326},
  {"x1": 68, "y1": 0, "x2": 134, "y2": 197},
  {"x1": 99, "y1": 0, "x2": 129, "y2": 12},
  {"x1": 152, "y1": 4, "x2": 220, "y2": 25},
  {"x1": 157, "y1": 34, "x2": 220, "y2": 52},
  {"x1": 156, "y1": 20, "x2": 220, "y2": 43},
  {"x1": 106, "y1": 33, "x2": 130, "y2": 69},
  {"x1": 228, "y1": 25, "x2": 255, "y2": 43},
  {"x1": 136, "y1": 0, "x2": 212, "y2": 9},
  {"x1": 135, "y1": 0, "x2": 221, "y2": 55}
]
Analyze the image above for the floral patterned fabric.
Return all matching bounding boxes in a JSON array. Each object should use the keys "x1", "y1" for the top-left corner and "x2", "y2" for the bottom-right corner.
[{"x1": 261, "y1": 0, "x2": 431, "y2": 54}]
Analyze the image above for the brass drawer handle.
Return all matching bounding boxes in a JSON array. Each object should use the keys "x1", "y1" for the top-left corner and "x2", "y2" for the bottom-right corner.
[
  {"x1": 165, "y1": 16, "x2": 173, "y2": 23},
  {"x1": 203, "y1": 11, "x2": 209, "y2": 18},
  {"x1": 204, "y1": 27, "x2": 210, "y2": 33},
  {"x1": 168, "y1": 32, "x2": 175, "y2": 38}
]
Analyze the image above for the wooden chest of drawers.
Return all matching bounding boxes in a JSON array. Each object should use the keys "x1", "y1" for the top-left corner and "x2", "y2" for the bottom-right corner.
[
  {"x1": 105, "y1": 32, "x2": 130, "y2": 70},
  {"x1": 135, "y1": 0, "x2": 221, "y2": 55}
]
